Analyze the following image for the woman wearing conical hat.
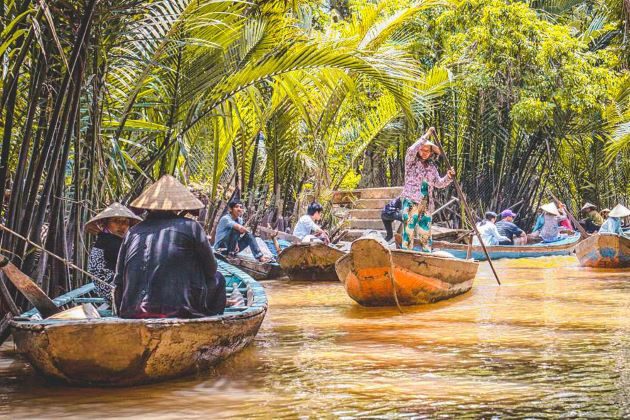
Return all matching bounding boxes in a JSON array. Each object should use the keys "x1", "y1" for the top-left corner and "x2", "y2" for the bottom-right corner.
[
  {"x1": 599, "y1": 204, "x2": 630, "y2": 236},
  {"x1": 113, "y1": 175, "x2": 225, "y2": 319},
  {"x1": 579, "y1": 202, "x2": 604, "y2": 233},
  {"x1": 85, "y1": 203, "x2": 142, "y2": 303},
  {"x1": 539, "y1": 202, "x2": 569, "y2": 243}
]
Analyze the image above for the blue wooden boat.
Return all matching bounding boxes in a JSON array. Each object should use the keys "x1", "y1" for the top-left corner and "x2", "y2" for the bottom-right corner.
[
  {"x1": 432, "y1": 233, "x2": 581, "y2": 260},
  {"x1": 10, "y1": 261, "x2": 267, "y2": 386},
  {"x1": 575, "y1": 234, "x2": 630, "y2": 268}
]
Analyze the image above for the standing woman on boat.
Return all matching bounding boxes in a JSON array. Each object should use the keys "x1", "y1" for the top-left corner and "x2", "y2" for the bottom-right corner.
[
  {"x1": 85, "y1": 203, "x2": 142, "y2": 303},
  {"x1": 399, "y1": 127, "x2": 455, "y2": 251}
]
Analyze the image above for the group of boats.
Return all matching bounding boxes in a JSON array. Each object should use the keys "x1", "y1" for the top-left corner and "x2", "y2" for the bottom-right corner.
[{"x1": 7, "y1": 226, "x2": 628, "y2": 387}]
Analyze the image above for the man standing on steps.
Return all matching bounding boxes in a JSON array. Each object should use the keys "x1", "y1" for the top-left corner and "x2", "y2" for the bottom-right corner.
[{"x1": 399, "y1": 127, "x2": 455, "y2": 251}]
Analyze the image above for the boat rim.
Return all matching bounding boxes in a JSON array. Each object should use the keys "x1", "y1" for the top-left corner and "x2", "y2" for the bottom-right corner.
[
  {"x1": 344, "y1": 237, "x2": 480, "y2": 267},
  {"x1": 10, "y1": 261, "x2": 267, "y2": 328}
]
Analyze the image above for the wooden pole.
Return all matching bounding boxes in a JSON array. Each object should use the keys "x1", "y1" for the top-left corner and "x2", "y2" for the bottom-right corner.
[{"x1": 430, "y1": 133, "x2": 501, "y2": 285}]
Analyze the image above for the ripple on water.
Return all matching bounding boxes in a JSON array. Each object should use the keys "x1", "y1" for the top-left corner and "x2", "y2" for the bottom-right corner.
[{"x1": 0, "y1": 256, "x2": 628, "y2": 418}]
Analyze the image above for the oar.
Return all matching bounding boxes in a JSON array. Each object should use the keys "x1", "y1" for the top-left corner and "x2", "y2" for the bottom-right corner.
[
  {"x1": 0, "y1": 255, "x2": 60, "y2": 318},
  {"x1": 430, "y1": 133, "x2": 502, "y2": 285}
]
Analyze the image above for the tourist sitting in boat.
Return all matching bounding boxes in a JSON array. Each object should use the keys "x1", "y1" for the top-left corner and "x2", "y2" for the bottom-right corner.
[
  {"x1": 579, "y1": 202, "x2": 604, "y2": 233},
  {"x1": 539, "y1": 202, "x2": 569, "y2": 243},
  {"x1": 381, "y1": 197, "x2": 402, "y2": 242},
  {"x1": 601, "y1": 208, "x2": 611, "y2": 220},
  {"x1": 114, "y1": 175, "x2": 226, "y2": 319},
  {"x1": 599, "y1": 204, "x2": 630, "y2": 236},
  {"x1": 214, "y1": 200, "x2": 272, "y2": 263},
  {"x1": 472, "y1": 211, "x2": 510, "y2": 246},
  {"x1": 400, "y1": 126, "x2": 454, "y2": 251},
  {"x1": 85, "y1": 203, "x2": 141, "y2": 304},
  {"x1": 496, "y1": 209, "x2": 527, "y2": 245},
  {"x1": 293, "y1": 202, "x2": 330, "y2": 244}
]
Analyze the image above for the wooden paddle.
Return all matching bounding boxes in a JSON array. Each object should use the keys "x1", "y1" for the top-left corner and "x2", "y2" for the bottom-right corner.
[
  {"x1": 430, "y1": 131, "x2": 502, "y2": 285},
  {"x1": 0, "y1": 255, "x2": 60, "y2": 318}
]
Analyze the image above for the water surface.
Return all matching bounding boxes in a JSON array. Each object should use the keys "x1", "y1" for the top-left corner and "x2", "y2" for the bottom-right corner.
[{"x1": 1, "y1": 256, "x2": 628, "y2": 418}]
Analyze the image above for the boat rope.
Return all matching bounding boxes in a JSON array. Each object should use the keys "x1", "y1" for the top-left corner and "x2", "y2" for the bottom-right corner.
[
  {"x1": 0, "y1": 224, "x2": 112, "y2": 288},
  {"x1": 386, "y1": 251, "x2": 403, "y2": 314}
]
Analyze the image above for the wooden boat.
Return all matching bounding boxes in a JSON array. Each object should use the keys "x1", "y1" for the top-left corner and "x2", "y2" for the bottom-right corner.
[
  {"x1": 220, "y1": 254, "x2": 284, "y2": 280},
  {"x1": 335, "y1": 237, "x2": 479, "y2": 307},
  {"x1": 575, "y1": 234, "x2": 630, "y2": 268},
  {"x1": 10, "y1": 261, "x2": 268, "y2": 386},
  {"x1": 278, "y1": 242, "x2": 346, "y2": 281},
  {"x1": 432, "y1": 233, "x2": 581, "y2": 260}
]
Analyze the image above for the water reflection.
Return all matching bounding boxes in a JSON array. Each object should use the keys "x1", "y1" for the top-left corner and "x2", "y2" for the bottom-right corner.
[{"x1": 1, "y1": 256, "x2": 628, "y2": 418}]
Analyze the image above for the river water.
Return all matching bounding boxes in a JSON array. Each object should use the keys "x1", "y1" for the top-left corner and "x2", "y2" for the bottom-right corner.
[{"x1": 1, "y1": 256, "x2": 629, "y2": 418}]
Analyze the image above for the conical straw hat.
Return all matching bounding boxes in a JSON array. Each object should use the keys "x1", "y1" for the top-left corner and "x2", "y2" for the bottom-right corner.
[
  {"x1": 581, "y1": 202, "x2": 597, "y2": 212},
  {"x1": 85, "y1": 202, "x2": 142, "y2": 234},
  {"x1": 608, "y1": 204, "x2": 630, "y2": 218},
  {"x1": 540, "y1": 202, "x2": 560, "y2": 216},
  {"x1": 422, "y1": 139, "x2": 441, "y2": 155},
  {"x1": 601, "y1": 208, "x2": 611, "y2": 214},
  {"x1": 130, "y1": 175, "x2": 204, "y2": 211}
]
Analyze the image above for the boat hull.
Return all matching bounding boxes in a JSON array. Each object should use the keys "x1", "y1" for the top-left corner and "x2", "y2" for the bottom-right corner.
[
  {"x1": 278, "y1": 243, "x2": 345, "y2": 281},
  {"x1": 10, "y1": 262, "x2": 268, "y2": 386},
  {"x1": 575, "y1": 234, "x2": 630, "y2": 268},
  {"x1": 223, "y1": 255, "x2": 284, "y2": 280},
  {"x1": 433, "y1": 234, "x2": 581, "y2": 260},
  {"x1": 335, "y1": 238, "x2": 479, "y2": 307}
]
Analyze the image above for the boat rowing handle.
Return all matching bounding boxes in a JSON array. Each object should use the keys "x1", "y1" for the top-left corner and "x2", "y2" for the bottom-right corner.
[{"x1": 0, "y1": 255, "x2": 60, "y2": 318}]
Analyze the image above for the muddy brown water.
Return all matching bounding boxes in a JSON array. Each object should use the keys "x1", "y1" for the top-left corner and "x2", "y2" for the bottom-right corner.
[{"x1": 1, "y1": 256, "x2": 628, "y2": 418}]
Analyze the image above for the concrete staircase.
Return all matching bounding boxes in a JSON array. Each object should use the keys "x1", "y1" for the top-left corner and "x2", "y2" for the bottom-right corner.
[{"x1": 332, "y1": 187, "x2": 402, "y2": 241}]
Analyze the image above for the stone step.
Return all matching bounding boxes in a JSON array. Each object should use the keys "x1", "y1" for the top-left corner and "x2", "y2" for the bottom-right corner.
[
  {"x1": 353, "y1": 198, "x2": 392, "y2": 209},
  {"x1": 348, "y1": 208, "x2": 383, "y2": 219},
  {"x1": 342, "y1": 229, "x2": 388, "y2": 241},
  {"x1": 332, "y1": 187, "x2": 402, "y2": 204},
  {"x1": 347, "y1": 218, "x2": 390, "y2": 229}
]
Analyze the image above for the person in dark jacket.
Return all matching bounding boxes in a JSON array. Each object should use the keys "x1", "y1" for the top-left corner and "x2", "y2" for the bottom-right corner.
[
  {"x1": 114, "y1": 175, "x2": 225, "y2": 319},
  {"x1": 381, "y1": 198, "x2": 403, "y2": 242},
  {"x1": 85, "y1": 203, "x2": 142, "y2": 303}
]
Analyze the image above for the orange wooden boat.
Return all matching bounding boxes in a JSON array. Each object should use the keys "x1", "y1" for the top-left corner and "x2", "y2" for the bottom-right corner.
[
  {"x1": 335, "y1": 237, "x2": 479, "y2": 307},
  {"x1": 575, "y1": 234, "x2": 630, "y2": 268}
]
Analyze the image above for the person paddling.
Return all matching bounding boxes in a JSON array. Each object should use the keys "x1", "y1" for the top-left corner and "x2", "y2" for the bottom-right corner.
[
  {"x1": 85, "y1": 203, "x2": 142, "y2": 304},
  {"x1": 114, "y1": 175, "x2": 225, "y2": 319},
  {"x1": 399, "y1": 127, "x2": 454, "y2": 251}
]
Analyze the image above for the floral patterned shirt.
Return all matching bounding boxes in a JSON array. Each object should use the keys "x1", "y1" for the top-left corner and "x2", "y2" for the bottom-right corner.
[{"x1": 400, "y1": 134, "x2": 452, "y2": 211}]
